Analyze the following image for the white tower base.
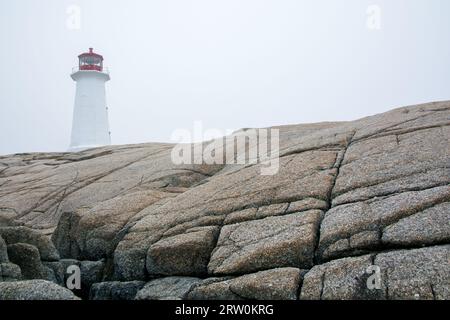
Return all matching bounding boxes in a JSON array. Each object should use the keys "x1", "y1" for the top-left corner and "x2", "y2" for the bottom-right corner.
[{"x1": 69, "y1": 70, "x2": 111, "y2": 152}]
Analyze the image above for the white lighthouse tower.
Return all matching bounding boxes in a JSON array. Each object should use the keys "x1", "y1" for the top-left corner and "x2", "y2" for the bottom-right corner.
[{"x1": 69, "y1": 48, "x2": 111, "y2": 151}]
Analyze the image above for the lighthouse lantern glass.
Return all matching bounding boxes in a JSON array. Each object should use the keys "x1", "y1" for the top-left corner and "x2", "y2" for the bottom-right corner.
[{"x1": 79, "y1": 54, "x2": 103, "y2": 71}]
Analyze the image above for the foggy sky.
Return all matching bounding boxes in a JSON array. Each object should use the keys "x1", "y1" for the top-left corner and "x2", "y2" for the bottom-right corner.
[{"x1": 1, "y1": 0, "x2": 449, "y2": 155}]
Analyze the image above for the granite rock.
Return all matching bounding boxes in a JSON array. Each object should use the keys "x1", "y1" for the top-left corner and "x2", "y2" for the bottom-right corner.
[
  {"x1": 0, "y1": 101, "x2": 448, "y2": 300},
  {"x1": 0, "y1": 280, "x2": 80, "y2": 300}
]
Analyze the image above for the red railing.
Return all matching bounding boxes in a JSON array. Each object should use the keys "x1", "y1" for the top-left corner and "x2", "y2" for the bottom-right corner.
[
  {"x1": 72, "y1": 66, "x2": 109, "y2": 74},
  {"x1": 80, "y1": 64, "x2": 103, "y2": 71}
]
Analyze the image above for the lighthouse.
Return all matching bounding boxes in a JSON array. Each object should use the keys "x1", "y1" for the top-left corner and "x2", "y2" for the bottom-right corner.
[{"x1": 69, "y1": 48, "x2": 111, "y2": 151}]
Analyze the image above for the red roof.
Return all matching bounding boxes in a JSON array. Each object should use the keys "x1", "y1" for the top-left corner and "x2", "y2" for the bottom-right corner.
[{"x1": 78, "y1": 48, "x2": 103, "y2": 60}]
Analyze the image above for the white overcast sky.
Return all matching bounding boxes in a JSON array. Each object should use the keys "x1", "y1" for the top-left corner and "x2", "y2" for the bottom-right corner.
[{"x1": 0, "y1": 0, "x2": 449, "y2": 155}]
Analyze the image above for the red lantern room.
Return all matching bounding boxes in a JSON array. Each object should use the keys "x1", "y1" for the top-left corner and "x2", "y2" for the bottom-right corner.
[{"x1": 78, "y1": 48, "x2": 104, "y2": 71}]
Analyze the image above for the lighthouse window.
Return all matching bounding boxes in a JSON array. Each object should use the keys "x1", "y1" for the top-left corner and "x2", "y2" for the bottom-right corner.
[{"x1": 80, "y1": 56, "x2": 101, "y2": 66}]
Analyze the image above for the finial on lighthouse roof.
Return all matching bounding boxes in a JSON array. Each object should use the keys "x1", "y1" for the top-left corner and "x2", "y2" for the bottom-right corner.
[{"x1": 89, "y1": 47, "x2": 93, "y2": 53}]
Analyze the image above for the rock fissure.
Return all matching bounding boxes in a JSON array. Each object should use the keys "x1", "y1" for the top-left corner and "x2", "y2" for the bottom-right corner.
[{"x1": 313, "y1": 131, "x2": 356, "y2": 265}]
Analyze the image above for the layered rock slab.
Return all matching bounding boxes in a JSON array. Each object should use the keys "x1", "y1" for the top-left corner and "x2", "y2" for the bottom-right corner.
[
  {"x1": 208, "y1": 211, "x2": 322, "y2": 275},
  {"x1": 135, "y1": 268, "x2": 302, "y2": 300},
  {"x1": 318, "y1": 186, "x2": 450, "y2": 261},
  {"x1": 333, "y1": 125, "x2": 450, "y2": 206},
  {"x1": 187, "y1": 268, "x2": 302, "y2": 300},
  {"x1": 300, "y1": 245, "x2": 450, "y2": 300},
  {"x1": 147, "y1": 226, "x2": 220, "y2": 277}
]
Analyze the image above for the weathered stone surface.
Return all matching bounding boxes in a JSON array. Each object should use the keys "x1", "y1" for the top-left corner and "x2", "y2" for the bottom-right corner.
[
  {"x1": 0, "y1": 146, "x2": 167, "y2": 232},
  {"x1": 228, "y1": 268, "x2": 302, "y2": 300},
  {"x1": 186, "y1": 278, "x2": 239, "y2": 300},
  {"x1": 90, "y1": 281, "x2": 145, "y2": 300},
  {"x1": 0, "y1": 263, "x2": 22, "y2": 282},
  {"x1": 56, "y1": 259, "x2": 105, "y2": 289},
  {"x1": 300, "y1": 255, "x2": 379, "y2": 300},
  {"x1": 80, "y1": 260, "x2": 105, "y2": 289},
  {"x1": 382, "y1": 202, "x2": 450, "y2": 247},
  {"x1": 255, "y1": 203, "x2": 290, "y2": 219},
  {"x1": 0, "y1": 235, "x2": 8, "y2": 263},
  {"x1": 43, "y1": 261, "x2": 65, "y2": 286},
  {"x1": 301, "y1": 245, "x2": 450, "y2": 300},
  {"x1": 223, "y1": 199, "x2": 327, "y2": 225},
  {"x1": 223, "y1": 208, "x2": 258, "y2": 225},
  {"x1": 374, "y1": 245, "x2": 450, "y2": 300},
  {"x1": 188, "y1": 268, "x2": 302, "y2": 300},
  {"x1": 52, "y1": 189, "x2": 176, "y2": 260},
  {"x1": 0, "y1": 101, "x2": 448, "y2": 300},
  {"x1": 333, "y1": 126, "x2": 450, "y2": 206},
  {"x1": 114, "y1": 150, "x2": 337, "y2": 281},
  {"x1": 286, "y1": 198, "x2": 328, "y2": 214},
  {"x1": 0, "y1": 143, "x2": 217, "y2": 234},
  {"x1": 51, "y1": 211, "x2": 83, "y2": 259},
  {"x1": 350, "y1": 101, "x2": 449, "y2": 145},
  {"x1": 135, "y1": 277, "x2": 202, "y2": 300},
  {"x1": 0, "y1": 208, "x2": 17, "y2": 227},
  {"x1": 51, "y1": 259, "x2": 105, "y2": 293},
  {"x1": 147, "y1": 226, "x2": 220, "y2": 277},
  {"x1": 318, "y1": 186, "x2": 450, "y2": 261},
  {"x1": 0, "y1": 227, "x2": 59, "y2": 261},
  {"x1": 209, "y1": 211, "x2": 322, "y2": 275},
  {"x1": 223, "y1": 203, "x2": 291, "y2": 225},
  {"x1": 7, "y1": 243, "x2": 46, "y2": 280},
  {"x1": 0, "y1": 280, "x2": 80, "y2": 300}
]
